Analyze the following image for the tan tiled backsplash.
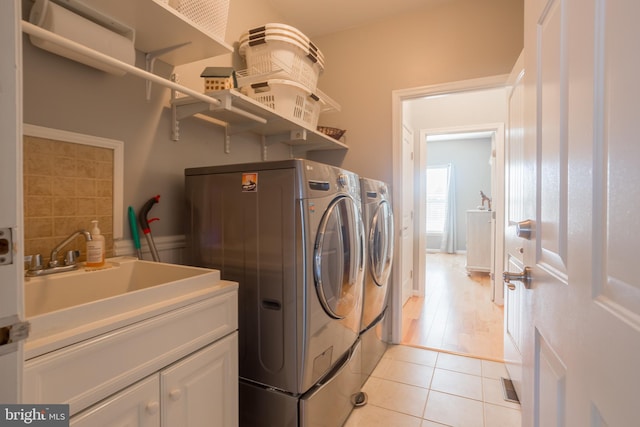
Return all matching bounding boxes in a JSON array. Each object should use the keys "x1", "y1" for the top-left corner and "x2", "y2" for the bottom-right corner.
[{"x1": 24, "y1": 135, "x2": 114, "y2": 264}]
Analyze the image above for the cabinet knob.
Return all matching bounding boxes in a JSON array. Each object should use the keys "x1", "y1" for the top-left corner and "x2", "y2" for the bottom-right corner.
[
  {"x1": 146, "y1": 401, "x2": 159, "y2": 415},
  {"x1": 169, "y1": 389, "x2": 182, "y2": 401}
]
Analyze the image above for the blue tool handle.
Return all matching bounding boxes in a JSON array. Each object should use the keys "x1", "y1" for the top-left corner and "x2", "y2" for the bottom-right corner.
[{"x1": 128, "y1": 206, "x2": 141, "y2": 250}]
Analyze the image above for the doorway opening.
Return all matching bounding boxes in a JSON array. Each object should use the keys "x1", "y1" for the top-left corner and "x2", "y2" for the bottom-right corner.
[
  {"x1": 390, "y1": 77, "x2": 509, "y2": 361},
  {"x1": 405, "y1": 127, "x2": 502, "y2": 360}
]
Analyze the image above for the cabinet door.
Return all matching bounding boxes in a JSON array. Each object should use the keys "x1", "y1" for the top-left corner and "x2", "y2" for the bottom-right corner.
[
  {"x1": 161, "y1": 333, "x2": 238, "y2": 427},
  {"x1": 70, "y1": 375, "x2": 160, "y2": 427},
  {"x1": 466, "y1": 210, "x2": 492, "y2": 272}
]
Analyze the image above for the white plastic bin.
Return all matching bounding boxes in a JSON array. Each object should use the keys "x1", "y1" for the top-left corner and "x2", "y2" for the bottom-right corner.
[
  {"x1": 238, "y1": 24, "x2": 324, "y2": 92},
  {"x1": 242, "y1": 79, "x2": 323, "y2": 128}
]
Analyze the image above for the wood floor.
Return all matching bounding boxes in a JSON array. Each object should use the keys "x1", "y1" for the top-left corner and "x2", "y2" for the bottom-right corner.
[{"x1": 401, "y1": 253, "x2": 504, "y2": 361}]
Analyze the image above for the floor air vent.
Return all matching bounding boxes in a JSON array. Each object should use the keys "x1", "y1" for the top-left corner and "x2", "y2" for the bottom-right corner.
[{"x1": 501, "y1": 377, "x2": 520, "y2": 404}]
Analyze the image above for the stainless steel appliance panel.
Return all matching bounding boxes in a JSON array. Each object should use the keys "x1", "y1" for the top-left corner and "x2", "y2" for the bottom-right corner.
[
  {"x1": 185, "y1": 160, "x2": 364, "y2": 395},
  {"x1": 358, "y1": 177, "x2": 394, "y2": 387},
  {"x1": 185, "y1": 166, "x2": 304, "y2": 393},
  {"x1": 359, "y1": 178, "x2": 394, "y2": 330}
]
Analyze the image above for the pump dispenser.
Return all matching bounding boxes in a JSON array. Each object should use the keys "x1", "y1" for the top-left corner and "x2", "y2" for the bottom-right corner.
[{"x1": 86, "y1": 220, "x2": 105, "y2": 267}]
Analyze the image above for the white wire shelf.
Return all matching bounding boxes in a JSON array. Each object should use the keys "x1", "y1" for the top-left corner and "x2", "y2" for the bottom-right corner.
[{"x1": 171, "y1": 89, "x2": 348, "y2": 153}]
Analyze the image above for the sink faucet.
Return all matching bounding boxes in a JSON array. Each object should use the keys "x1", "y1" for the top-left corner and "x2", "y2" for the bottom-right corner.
[
  {"x1": 26, "y1": 230, "x2": 92, "y2": 277},
  {"x1": 48, "y1": 229, "x2": 92, "y2": 267}
]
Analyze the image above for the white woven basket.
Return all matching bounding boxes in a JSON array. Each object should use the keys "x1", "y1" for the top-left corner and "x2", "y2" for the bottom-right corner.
[
  {"x1": 167, "y1": 0, "x2": 229, "y2": 39},
  {"x1": 242, "y1": 79, "x2": 322, "y2": 128},
  {"x1": 239, "y1": 37, "x2": 323, "y2": 92}
]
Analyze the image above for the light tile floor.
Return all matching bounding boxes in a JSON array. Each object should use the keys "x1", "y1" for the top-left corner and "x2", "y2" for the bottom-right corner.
[{"x1": 345, "y1": 345, "x2": 521, "y2": 427}]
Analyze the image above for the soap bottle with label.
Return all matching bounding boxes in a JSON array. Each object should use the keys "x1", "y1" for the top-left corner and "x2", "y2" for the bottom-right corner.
[{"x1": 86, "y1": 220, "x2": 105, "y2": 267}]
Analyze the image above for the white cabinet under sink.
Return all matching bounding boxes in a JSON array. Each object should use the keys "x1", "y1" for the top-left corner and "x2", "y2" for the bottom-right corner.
[
  {"x1": 161, "y1": 334, "x2": 238, "y2": 426},
  {"x1": 70, "y1": 375, "x2": 160, "y2": 427},
  {"x1": 23, "y1": 276, "x2": 238, "y2": 426},
  {"x1": 70, "y1": 333, "x2": 238, "y2": 427}
]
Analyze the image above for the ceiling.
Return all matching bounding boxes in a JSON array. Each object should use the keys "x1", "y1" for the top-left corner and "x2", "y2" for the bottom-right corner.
[{"x1": 264, "y1": 0, "x2": 449, "y2": 37}]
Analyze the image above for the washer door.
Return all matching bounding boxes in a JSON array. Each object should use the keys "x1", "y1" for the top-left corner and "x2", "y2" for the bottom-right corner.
[
  {"x1": 369, "y1": 199, "x2": 394, "y2": 287},
  {"x1": 314, "y1": 195, "x2": 364, "y2": 319}
]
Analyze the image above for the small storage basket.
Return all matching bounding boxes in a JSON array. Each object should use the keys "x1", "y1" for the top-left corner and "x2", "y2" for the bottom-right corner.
[
  {"x1": 242, "y1": 79, "x2": 322, "y2": 128},
  {"x1": 317, "y1": 126, "x2": 346, "y2": 141},
  {"x1": 167, "y1": 0, "x2": 229, "y2": 39}
]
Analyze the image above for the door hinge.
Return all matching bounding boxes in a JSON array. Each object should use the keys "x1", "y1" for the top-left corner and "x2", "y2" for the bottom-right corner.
[
  {"x1": 0, "y1": 227, "x2": 13, "y2": 265},
  {"x1": 0, "y1": 317, "x2": 30, "y2": 356}
]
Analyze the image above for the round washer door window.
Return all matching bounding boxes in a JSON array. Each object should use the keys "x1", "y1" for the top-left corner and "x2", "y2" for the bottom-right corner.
[
  {"x1": 369, "y1": 199, "x2": 394, "y2": 287},
  {"x1": 314, "y1": 195, "x2": 364, "y2": 319}
]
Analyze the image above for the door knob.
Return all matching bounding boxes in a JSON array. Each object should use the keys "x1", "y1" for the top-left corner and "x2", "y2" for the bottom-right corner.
[
  {"x1": 516, "y1": 219, "x2": 534, "y2": 240},
  {"x1": 503, "y1": 266, "x2": 532, "y2": 289}
]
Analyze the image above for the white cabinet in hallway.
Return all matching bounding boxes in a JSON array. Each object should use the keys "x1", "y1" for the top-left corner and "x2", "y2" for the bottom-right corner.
[{"x1": 465, "y1": 210, "x2": 492, "y2": 273}]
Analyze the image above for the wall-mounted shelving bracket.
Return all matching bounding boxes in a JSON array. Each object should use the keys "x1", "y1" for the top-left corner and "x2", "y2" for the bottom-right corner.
[
  {"x1": 260, "y1": 134, "x2": 285, "y2": 161},
  {"x1": 261, "y1": 136, "x2": 268, "y2": 160},
  {"x1": 224, "y1": 127, "x2": 231, "y2": 154},
  {"x1": 146, "y1": 42, "x2": 191, "y2": 100},
  {"x1": 289, "y1": 128, "x2": 308, "y2": 142},
  {"x1": 171, "y1": 115, "x2": 180, "y2": 141}
]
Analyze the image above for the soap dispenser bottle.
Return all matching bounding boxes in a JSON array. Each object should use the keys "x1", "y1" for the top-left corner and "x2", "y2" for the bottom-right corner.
[{"x1": 86, "y1": 220, "x2": 105, "y2": 267}]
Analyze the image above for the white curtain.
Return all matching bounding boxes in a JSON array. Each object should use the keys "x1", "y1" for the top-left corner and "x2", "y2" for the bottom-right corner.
[{"x1": 440, "y1": 163, "x2": 457, "y2": 253}]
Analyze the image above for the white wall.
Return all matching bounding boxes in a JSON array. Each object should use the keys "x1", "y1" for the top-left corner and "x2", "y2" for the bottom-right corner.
[
  {"x1": 404, "y1": 88, "x2": 508, "y2": 130},
  {"x1": 309, "y1": 0, "x2": 523, "y2": 185}
]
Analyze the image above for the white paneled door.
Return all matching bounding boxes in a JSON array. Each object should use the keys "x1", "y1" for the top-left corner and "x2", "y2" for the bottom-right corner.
[
  {"x1": 400, "y1": 124, "x2": 414, "y2": 306},
  {"x1": 503, "y1": 52, "x2": 525, "y2": 401},
  {"x1": 0, "y1": 0, "x2": 23, "y2": 403},
  {"x1": 512, "y1": 0, "x2": 640, "y2": 425}
]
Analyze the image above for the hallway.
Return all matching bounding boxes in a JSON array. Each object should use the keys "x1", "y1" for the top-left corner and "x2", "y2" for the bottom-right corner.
[{"x1": 401, "y1": 253, "x2": 504, "y2": 361}]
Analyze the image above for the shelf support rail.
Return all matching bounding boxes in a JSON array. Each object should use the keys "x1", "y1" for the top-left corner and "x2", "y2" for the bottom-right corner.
[
  {"x1": 21, "y1": 20, "x2": 222, "y2": 108},
  {"x1": 145, "y1": 42, "x2": 191, "y2": 101}
]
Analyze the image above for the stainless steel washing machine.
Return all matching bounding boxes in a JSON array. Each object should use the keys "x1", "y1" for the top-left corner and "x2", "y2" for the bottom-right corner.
[
  {"x1": 359, "y1": 177, "x2": 394, "y2": 385},
  {"x1": 185, "y1": 159, "x2": 365, "y2": 426}
]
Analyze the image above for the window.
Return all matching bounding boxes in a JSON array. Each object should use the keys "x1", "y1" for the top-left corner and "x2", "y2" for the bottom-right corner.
[{"x1": 426, "y1": 166, "x2": 449, "y2": 234}]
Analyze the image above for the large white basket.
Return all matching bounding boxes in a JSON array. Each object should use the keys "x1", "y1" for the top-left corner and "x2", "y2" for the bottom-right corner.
[
  {"x1": 240, "y1": 24, "x2": 325, "y2": 63},
  {"x1": 167, "y1": 0, "x2": 229, "y2": 39},
  {"x1": 242, "y1": 79, "x2": 322, "y2": 128},
  {"x1": 239, "y1": 37, "x2": 323, "y2": 92},
  {"x1": 239, "y1": 24, "x2": 324, "y2": 92}
]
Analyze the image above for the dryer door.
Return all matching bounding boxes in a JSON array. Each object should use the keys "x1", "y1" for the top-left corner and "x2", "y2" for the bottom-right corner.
[
  {"x1": 369, "y1": 199, "x2": 394, "y2": 287},
  {"x1": 314, "y1": 195, "x2": 364, "y2": 319}
]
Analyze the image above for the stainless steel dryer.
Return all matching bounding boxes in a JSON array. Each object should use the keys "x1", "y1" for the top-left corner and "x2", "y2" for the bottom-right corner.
[
  {"x1": 184, "y1": 159, "x2": 365, "y2": 426},
  {"x1": 359, "y1": 177, "x2": 394, "y2": 385}
]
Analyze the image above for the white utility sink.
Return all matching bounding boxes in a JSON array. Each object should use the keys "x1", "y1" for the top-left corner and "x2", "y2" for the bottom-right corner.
[{"x1": 24, "y1": 256, "x2": 227, "y2": 359}]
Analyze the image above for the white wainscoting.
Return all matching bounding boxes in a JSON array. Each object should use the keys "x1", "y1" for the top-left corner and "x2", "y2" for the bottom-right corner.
[{"x1": 114, "y1": 235, "x2": 186, "y2": 265}]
